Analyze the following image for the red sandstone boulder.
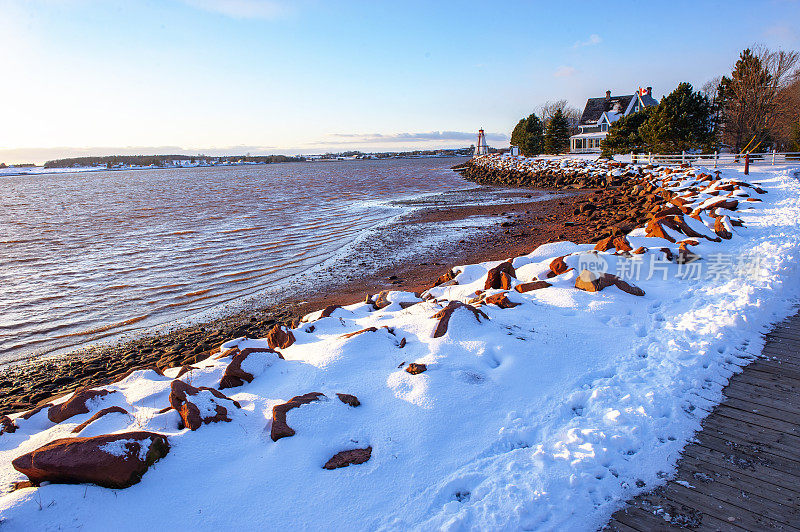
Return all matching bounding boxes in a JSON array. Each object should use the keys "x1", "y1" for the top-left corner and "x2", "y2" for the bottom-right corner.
[
  {"x1": 514, "y1": 280, "x2": 552, "y2": 293},
  {"x1": 321, "y1": 304, "x2": 343, "y2": 318},
  {"x1": 219, "y1": 347, "x2": 282, "y2": 390},
  {"x1": 48, "y1": 388, "x2": 117, "y2": 424},
  {"x1": 266, "y1": 324, "x2": 295, "y2": 350},
  {"x1": 546, "y1": 256, "x2": 573, "y2": 278},
  {"x1": 434, "y1": 269, "x2": 457, "y2": 287},
  {"x1": 594, "y1": 235, "x2": 633, "y2": 253},
  {"x1": 71, "y1": 406, "x2": 129, "y2": 434},
  {"x1": 12, "y1": 431, "x2": 169, "y2": 489},
  {"x1": 483, "y1": 293, "x2": 520, "y2": 309},
  {"x1": 484, "y1": 261, "x2": 515, "y2": 290},
  {"x1": 169, "y1": 380, "x2": 240, "y2": 431},
  {"x1": 714, "y1": 216, "x2": 733, "y2": 240},
  {"x1": 645, "y1": 217, "x2": 676, "y2": 242},
  {"x1": 336, "y1": 393, "x2": 360, "y2": 407},
  {"x1": 1, "y1": 415, "x2": 18, "y2": 435},
  {"x1": 271, "y1": 392, "x2": 325, "y2": 441},
  {"x1": 405, "y1": 363, "x2": 427, "y2": 375},
  {"x1": 575, "y1": 270, "x2": 645, "y2": 296},
  {"x1": 431, "y1": 301, "x2": 489, "y2": 338},
  {"x1": 323, "y1": 447, "x2": 372, "y2": 470}
]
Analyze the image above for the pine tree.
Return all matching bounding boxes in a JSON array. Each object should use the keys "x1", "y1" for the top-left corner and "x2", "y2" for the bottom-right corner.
[
  {"x1": 791, "y1": 120, "x2": 800, "y2": 151},
  {"x1": 600, "y1": 107, "x2": 653, "y2": 157},
  {"x1": 544, "y1": 109, "x2": 570, "y2": 154},
  {"x1": 510, "y1": 113, "x2": 544, "y2": 156},
  {"x1": 639, "y1": 82, "x2": 714, "y2": 153}
]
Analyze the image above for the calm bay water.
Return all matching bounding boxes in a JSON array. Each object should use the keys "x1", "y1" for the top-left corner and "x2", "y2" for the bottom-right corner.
[{"x1": 0, "y1": 158, "x2": 474, "y2": 364}]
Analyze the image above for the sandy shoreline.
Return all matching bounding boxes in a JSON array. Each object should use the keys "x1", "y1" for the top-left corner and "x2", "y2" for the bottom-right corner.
[{"x1": 0, "y1": 177, "x2": 604, "y2": 414}]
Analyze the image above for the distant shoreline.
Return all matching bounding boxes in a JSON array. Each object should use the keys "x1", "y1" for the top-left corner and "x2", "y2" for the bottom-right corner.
[{"x1": 0, "y1": 154, "x2": 472, "y2": 178}]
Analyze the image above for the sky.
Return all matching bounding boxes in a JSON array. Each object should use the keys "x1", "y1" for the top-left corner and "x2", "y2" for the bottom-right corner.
[{"x1": 1, "y1": 0, "x2": 799, "y2": 164}]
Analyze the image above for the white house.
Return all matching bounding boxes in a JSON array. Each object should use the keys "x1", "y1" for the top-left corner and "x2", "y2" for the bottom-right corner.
[{"x1": 570, "y1": 87, "x2": 658, "y2": 154}]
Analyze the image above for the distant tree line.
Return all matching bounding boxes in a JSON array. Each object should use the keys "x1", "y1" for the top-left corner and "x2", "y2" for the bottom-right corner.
[
  {"x1": 603, "y1": 45, "x2": 799, "y2": 156},
  {"x1": 43, "y1": 154, "x2": 305, "y2": 169}
]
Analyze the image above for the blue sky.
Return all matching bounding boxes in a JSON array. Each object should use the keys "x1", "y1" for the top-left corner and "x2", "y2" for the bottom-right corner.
[{"x1": 1, "y1": 0, "x2": 799, "y2": 163}]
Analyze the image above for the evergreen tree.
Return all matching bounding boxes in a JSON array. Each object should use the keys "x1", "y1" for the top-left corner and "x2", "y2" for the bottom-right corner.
[
  {"x1": 510, "y1": 113, "x2": 544, "y2": 156},
  {"x1": 791, "y1": 120, "x2": 800, "y2": 151},
  {"x1": 718, "y1": 48, "x2": 772, "y2": 152},
  {"x1": 640, "y1": 82, "x2": 714, "y2": 153},
  {"x1": 600, "y1": 107, "x2": 653, "y2": 157},
  {"x1": 544, "y1": 109, "x2": 570, "y2": 154}
]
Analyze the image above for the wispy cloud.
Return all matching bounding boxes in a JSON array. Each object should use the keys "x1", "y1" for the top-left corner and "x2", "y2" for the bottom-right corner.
[
  {"x1": 553, "y1": 66, "x2": 576, "y2": 78},
  {"x1": 180, "y1": 0, "x2": 288, "y2": 20},
  {"x1": 572, "y1": 34, "x2": 602, "y2": 48},
  {"x1": 321, "y1": 131, "x2": 509, "y2": 145}
]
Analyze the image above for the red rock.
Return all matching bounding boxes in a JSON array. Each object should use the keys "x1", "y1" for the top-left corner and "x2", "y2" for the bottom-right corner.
[
  {"x1": 434, "y1": 269, "x2": 457, "y2": 286},
  {"x1": 21, "y1": 404, "x2": 51, "y2": 420},
  {"x1": 398, "y1": 337, "x2": 407, "y2": 348},
  {"x1": 342, "y1": 327, "x2": 378, "y2": 339},
  {"x1": 514, "y1": 280, "x2": 552, "y2": 293},
  {"x1": 431, "y1": 301, "x2": 489, "y2": 338},
  {"x1": 266, "y1": 324, "x2": 295, "y2": 350},
  {"x1": 714, "y1": 216, "x2": 732, "y2": 240},
  {"x1": 546, "y1": 256, "x2": 573, "y2": 278},
  {"x1": 271, "y1": 392, "x2": 325, "y2": 441},
  {"x1": 645, "y1": 217, "x2": 676, "y2": 242},
  {"x1": 574, "y1": 270, "x2": 645, "y2": 296},
  {"x1": 484, "y1": 261, "x2": 516, "y2": 290},
  {"x1": 323, "y1": 447, "x2": 372, "y2": 470},
  {"x1": 71, "y1": 406, "x2": 129, "y2": 434},
  {"x1": 48, "y1": 388, "x2": 116, "y2": 424},
  {"x1": 594, "y1": 236, "x2": 633, "y2": 253},
  {"x1": 168, "y1": 380, "x2": 240, "y2": 431},
  {"x1": 321, "y1": 304, "x2": 342, "y2": 318},
  {"x1": 219, "y1": 347, "x2": 281, "y2": 390},
  {"x1": 705, "y1": 198, "x2": 739, "y2": 211},
  {"x1": 405, "y1": 363, "x2": 427, "y2": 375},
  {"x1": 483, "y1": 293, "x2": 520, "y2": 308},
  {"x1": 336, "y1": 393, "x2": 360, "y2": 407},
  {"x1": 632, "y1": 246, "x2": 647, "y2": 254},
  {"x1": 12, "y1": 431, "x2": 169, "y2": 489},
  {"x1": 1, "y1": 415, "x2": 18, "y2": 435}
]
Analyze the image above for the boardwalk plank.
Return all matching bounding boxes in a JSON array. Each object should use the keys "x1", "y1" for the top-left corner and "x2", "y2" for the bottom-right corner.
[{"x1": 679, "y1": 454, "x2": 800, "y2": 505}]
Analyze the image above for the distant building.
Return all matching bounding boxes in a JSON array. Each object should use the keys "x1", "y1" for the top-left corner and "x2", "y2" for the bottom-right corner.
[
  {"x1": 570, "y1": 87, "x2": 658, "y2": 153},
  {"x1": 474, "y1": 128, "x2": 489, "y2": 156}
]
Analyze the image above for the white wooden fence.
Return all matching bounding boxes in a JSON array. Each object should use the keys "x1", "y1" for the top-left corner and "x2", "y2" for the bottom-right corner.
[{"x1": 628, "y1": 150, "x2": 800, "y2": 168}]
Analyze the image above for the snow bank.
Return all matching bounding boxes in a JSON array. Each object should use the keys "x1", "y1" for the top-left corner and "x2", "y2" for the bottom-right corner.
[{"x1": 1, "y1": 161, "x2": 799, "y2": 531}]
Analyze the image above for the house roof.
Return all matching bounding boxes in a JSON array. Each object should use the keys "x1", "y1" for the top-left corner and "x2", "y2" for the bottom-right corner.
[
  {"x1": 578, "y1": 94, "x2": 635, "y2": 126},
  {"x1": 637, "y1": 93, "x2": 659, "y2": 108}
]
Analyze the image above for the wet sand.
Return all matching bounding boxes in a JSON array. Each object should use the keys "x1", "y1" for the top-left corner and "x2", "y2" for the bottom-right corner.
[{"x1": 0, "y1": 187, "x2": 597, "y2": 414}]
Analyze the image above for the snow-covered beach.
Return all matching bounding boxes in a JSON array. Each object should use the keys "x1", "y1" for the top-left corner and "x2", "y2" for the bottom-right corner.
[{"x1": 1, "y1": 156, "x2": 799, "y2": 530}]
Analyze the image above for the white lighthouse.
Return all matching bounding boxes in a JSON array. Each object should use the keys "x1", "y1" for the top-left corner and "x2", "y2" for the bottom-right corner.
[{"x1": 474, "y1": 128, "x2": 489, "y2": 156}]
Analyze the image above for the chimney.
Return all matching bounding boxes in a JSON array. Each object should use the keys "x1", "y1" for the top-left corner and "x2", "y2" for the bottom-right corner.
[
  {"x1": 605, "y1": 90, "x2": 611, "y2": 100},
  {"x1": 646, "y1": 86, "x2": 652, "y2": 96}
]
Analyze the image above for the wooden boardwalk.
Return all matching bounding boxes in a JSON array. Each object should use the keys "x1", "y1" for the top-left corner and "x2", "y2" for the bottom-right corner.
[{"x1": 606, "y1": 310, "x2": 800, "y2": 531}]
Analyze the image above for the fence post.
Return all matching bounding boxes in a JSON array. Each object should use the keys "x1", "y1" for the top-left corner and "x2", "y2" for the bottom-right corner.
[
  {"x1": 649, "y1": 152, "x2": 652, "y2": 164},
  {"x1": 744, "y1": 153, "x2": 750, "y2": 175},
  {"x1": 714, "y1": 151, "x2": 718, "y2": 169},
  {"x1": 681, "y1": 151, "x2": 685, "y2": 165},
  {"x1": 772, "y1": 149, "x2": 776, "y2": 165}
]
